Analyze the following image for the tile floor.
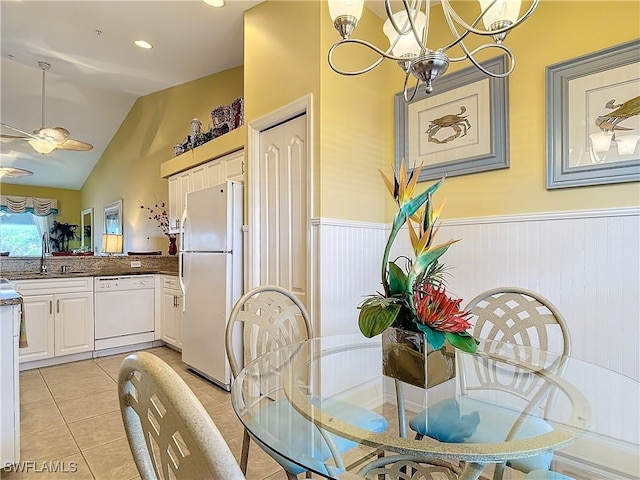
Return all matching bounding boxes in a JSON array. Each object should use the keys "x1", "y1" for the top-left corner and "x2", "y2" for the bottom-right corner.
[
  {"x1": 4, "y1": 346, "x2": 591, "y2": 480},
  {"x1": 3, "y1": 346, "x2": 290, "y2": 480}
]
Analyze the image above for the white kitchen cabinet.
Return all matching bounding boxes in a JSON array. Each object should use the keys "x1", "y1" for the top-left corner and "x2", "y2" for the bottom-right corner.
[
  {"x1": 54, "y1": 292, "x2": 94, "y2": 356},
  {"x1": 0, "y1": 302, "x2": 20, "y2": 465},
  {"x1": 168, "y1": 170, "x2": 192, "y2": 233},
  {"x1": 15, "y1": 278, "x2": 94, "y2": 364},
  {"x1": 18, "y1": 295, "x2": 55, "y2": 362},
  {"x1": 168, "y1": 149, "x2": 244, "y2": 234},
  {"x1": 160, "y1": 276, "x2": 182, "y2": 349}
]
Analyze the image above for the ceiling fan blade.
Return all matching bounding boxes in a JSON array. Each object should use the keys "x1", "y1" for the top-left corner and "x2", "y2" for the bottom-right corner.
[
  {"x1": 58, "y1": 138, "x2": 94, "y2": 151},
  {"x1": 0, "y1": 134, "x2": 30, "y2": 140},
  {"x1": 3, "y1": 65, "x2": 93, "y2": 155},
  {"x1": 1, "y1": 122, "x2": 39, "y2": 140}
]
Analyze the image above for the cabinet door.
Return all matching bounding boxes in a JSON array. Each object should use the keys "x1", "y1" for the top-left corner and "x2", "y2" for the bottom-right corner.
[
  {"x1": 54, "y1": 292, "x2": 94, "y2": 356},
  {"x1": 161, "y1": 289, "x2": 182, "y2": 348},
  {"x1": 19, "y1": 295, "x2": 55, "y2": 363},
  {"x1": 203, "y1": 160, "x2": 225, "y2": 187},
  {"x1": 168, "y1": 175, "x2": 181, "y2": 234},
  {"x1": 191, "y1": 164, "x2": 207, "y2": 192},
  {"x1": 225, "y1": 150, "x2": 244, "y2": 181},
  {"x1": 168, "y1": 171, "x2": 192, "y2": 233}
]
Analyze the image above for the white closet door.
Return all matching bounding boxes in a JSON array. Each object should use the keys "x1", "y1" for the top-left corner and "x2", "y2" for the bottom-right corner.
[{"x1": 257, "y1": 114, "x2": 308, "y2": 309}]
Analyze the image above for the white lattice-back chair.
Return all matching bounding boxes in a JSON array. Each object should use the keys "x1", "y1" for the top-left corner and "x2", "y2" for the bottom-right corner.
[
  {"x1": 409, "y1": 287, "x2": 572, "y2": 480},
  {"x1": 118, "y1": 351, "x2": 245, "y2": 480},
  {"x1": 226, "y1": 285, "x2": 388, "y2": 479},
  {"x1": 356, "y1": 454, "x2": 462, "y2": 479}
]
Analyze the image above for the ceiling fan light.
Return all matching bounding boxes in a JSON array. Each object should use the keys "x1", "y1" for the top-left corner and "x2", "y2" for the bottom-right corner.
[{"x1": 29, "y1": 139, "x2": 57, "y2": 154}]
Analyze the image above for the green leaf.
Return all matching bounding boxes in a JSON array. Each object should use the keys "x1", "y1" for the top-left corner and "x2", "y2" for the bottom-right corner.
[
  {"x1": 416, "y1": 323, "x2": 446, "y2": 350},
  {"x1": 358, "y1": 298, "x2": 401, "y2": 338},
  {"x1": 445, "y1": 332, "x2": 478, "y2": 354},
  {"x1": 399, "y1": 178, "x2": 443, "y2": 219},
  {"x1": 388, "y1": 262, "x2": 409, "y2": 296},
  {"x1": 412, "y1": 243, "x2": 452, "y2": 279}
]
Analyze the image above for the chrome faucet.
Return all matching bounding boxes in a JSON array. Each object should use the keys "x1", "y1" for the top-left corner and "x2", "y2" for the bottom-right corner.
[{"x1": 40, "y1": 232, "x2": 50, "y2": 274}]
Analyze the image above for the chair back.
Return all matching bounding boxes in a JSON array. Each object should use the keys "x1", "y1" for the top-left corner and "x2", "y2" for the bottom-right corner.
[
  {"x1": 465, "y1": 287, "x2": 571, "y2": 356},
  {"x1": 118, "y1": 352, "x2": 245, "y2": 480},
  {"x1": 357, "y1": 455, "x2": 461, "y2": 479},
  {"x1": 226, "y1": 285, "x2": 312, "y2": 379},
  {"x1": 460, "y1": 287, "x2": 571, "y2": 417}
]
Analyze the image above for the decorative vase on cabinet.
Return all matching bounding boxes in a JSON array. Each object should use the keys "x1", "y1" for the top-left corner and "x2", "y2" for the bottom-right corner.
[{"x1": 168, "y1": 236, "x2": 177, "y2": 256}]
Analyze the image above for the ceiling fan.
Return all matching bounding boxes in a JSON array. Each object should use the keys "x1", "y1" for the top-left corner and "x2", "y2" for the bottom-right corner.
[{"x1": 0, "y1": 61, "x2": 93, "y2": 154}]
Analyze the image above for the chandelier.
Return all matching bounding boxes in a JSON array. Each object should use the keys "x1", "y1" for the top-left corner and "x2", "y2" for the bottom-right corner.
[{"x1": 327, "y1": 0, "x2": 538, "y2": 100}]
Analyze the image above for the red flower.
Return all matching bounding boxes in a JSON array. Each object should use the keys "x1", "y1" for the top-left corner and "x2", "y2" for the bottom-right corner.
[{"x1": 413, "y1": 284, "x2": 472, "y2": 333}]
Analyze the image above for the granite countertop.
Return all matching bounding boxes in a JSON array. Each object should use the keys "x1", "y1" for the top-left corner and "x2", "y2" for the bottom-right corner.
[
  {"x1": 3, "y1": 270, "x2": 179, "y2": 281},
  {"x1": 0, "y1": 279, "x2": 22, "y2": 306}
]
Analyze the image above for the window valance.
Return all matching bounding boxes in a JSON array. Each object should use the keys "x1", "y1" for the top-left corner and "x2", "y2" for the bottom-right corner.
[{"x1": 0, "y1": 195, "x2": 58, "y2": 216}]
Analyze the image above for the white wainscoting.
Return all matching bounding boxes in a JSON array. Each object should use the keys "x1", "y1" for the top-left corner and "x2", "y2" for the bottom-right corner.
[
  {"x1": 315, "y1": 207, "x2": 640, "y2": 381},
  {"x1": 313, "y1": 208, "x2": 639, "y2": 477}
]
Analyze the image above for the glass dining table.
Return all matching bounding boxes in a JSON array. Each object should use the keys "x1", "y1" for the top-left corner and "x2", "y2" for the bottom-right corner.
[{"x1": 230, "y1": 334, "x2": 640, "y2": 480}]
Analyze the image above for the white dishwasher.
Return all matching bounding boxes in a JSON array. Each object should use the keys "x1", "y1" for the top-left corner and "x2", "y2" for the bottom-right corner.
[{"x1": 94, "y1": 275, "x2": 155, "y2": 350}]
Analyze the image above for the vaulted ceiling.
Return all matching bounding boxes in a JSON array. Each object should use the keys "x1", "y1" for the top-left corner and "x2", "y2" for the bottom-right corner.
[{"x1": 0, "y1": 0, "x2": 263, "y2": 189}]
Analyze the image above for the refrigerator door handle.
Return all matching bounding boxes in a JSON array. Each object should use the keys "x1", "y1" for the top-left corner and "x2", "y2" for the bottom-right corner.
[
  {"x1": 178, "y1": 205, "x2": 188, "y2": 312},
  {"x1": 179, "y1": 252, "x2": 186, "y2": 313}
]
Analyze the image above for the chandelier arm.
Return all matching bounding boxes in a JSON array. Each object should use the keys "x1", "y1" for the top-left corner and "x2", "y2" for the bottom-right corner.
[
  {"x1": 402, "y1": 73, "x2": 421, "y2": 103},
  {"x1": 439, "y1": 0, "x2": 485, "y2": 53},
  {"x1": 402, "y1": 0, "x2": 429, "y2": 53},
  {"x1": 441, "y1": 0, "x2": 539, "y2": 38},
  {"x1": 449, "y1": 43, "x2": 516, "y2": 78},
  {"x1": 328, "y1": 40, "x2": 398, "y2": 76}
]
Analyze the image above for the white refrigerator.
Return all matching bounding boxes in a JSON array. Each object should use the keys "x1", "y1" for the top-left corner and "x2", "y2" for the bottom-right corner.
[{"x1": 179, "y1": 181, "x2": 243, "y2": 390}]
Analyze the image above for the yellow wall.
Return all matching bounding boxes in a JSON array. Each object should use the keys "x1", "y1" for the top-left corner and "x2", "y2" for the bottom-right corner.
[
  {"x1": 319, "y1": 4, "x2": 402, "y2": 222},
  {"x1": 81, "y1": 67, "x2": 243, "y2": 253},
  {"x1": 244, "y1": 1, "x2": 322, "y2": 216},
  {"x1": 398, "y1": 0, "x2": 640, "y2": 220},
  {"x1": 0, "y1": 183, "x2": 81, "y2": 225},
  {"x1": 244, "y1": 1, "x2": 402, "y2": 222},
  {"x1": 247, "y1": 1, "x2": 639, "y2": 224}
]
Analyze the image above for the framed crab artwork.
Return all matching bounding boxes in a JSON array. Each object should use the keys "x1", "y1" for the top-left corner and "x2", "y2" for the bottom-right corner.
[
  {"x1": 546, "y1": 39, "x2": 640, "y2": 189},
  {"x1": 394, "y1": 55, "x2": 509, "y2": 182}
]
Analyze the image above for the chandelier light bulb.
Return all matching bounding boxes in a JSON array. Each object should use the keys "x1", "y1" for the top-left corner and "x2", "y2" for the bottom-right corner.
[
  {"x1": 478, "y1": 0, "x2": 523, "y2": 29},
  {"x1": 383, "y1": 10, "x2": 427, "y2": 58},
  {"x1": 328, "y1": 0, "x2": 363, "y2": 22},
  {"x1": 328, "y1": 0, "x2": 364, "y2": 39}
]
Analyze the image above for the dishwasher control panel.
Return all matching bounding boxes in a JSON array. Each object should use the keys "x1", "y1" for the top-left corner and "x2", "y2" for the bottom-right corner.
[{"x1": 94, "y1": 275, "x2": 154, "y2": 291}]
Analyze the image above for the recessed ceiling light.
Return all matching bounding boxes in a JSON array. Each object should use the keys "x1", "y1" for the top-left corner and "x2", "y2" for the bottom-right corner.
[
  {"x1": 202, "y1": 0, "x2": 225, "y2": 7},
  {"x1": 134, "y1": 40, "x2": 153, "y2": 49}
]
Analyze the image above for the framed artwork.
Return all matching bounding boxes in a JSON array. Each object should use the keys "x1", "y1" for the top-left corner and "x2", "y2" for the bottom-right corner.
[
  {"x1": 395, "y1": 56, "x2": 509, "y2": 182},
  {"x1": 546, "y1": 39, "x2": 640, "y2": 189},
  {"x1": 104, "y1": 200, "x2": 123, "y2": 235}
]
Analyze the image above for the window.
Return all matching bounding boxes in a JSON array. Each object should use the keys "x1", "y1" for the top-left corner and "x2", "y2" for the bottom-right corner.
[{"x1": 0, "y1": 212, "x2": 43, "y2": 256}]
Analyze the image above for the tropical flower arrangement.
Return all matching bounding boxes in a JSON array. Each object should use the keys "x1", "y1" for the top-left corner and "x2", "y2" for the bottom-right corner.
[
  {"x1": 358, "y1": 161, "x2": 478, "y2": 354},
  {"x1": 141, "y1": 202, "x2": 171, "y2": 237}
]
